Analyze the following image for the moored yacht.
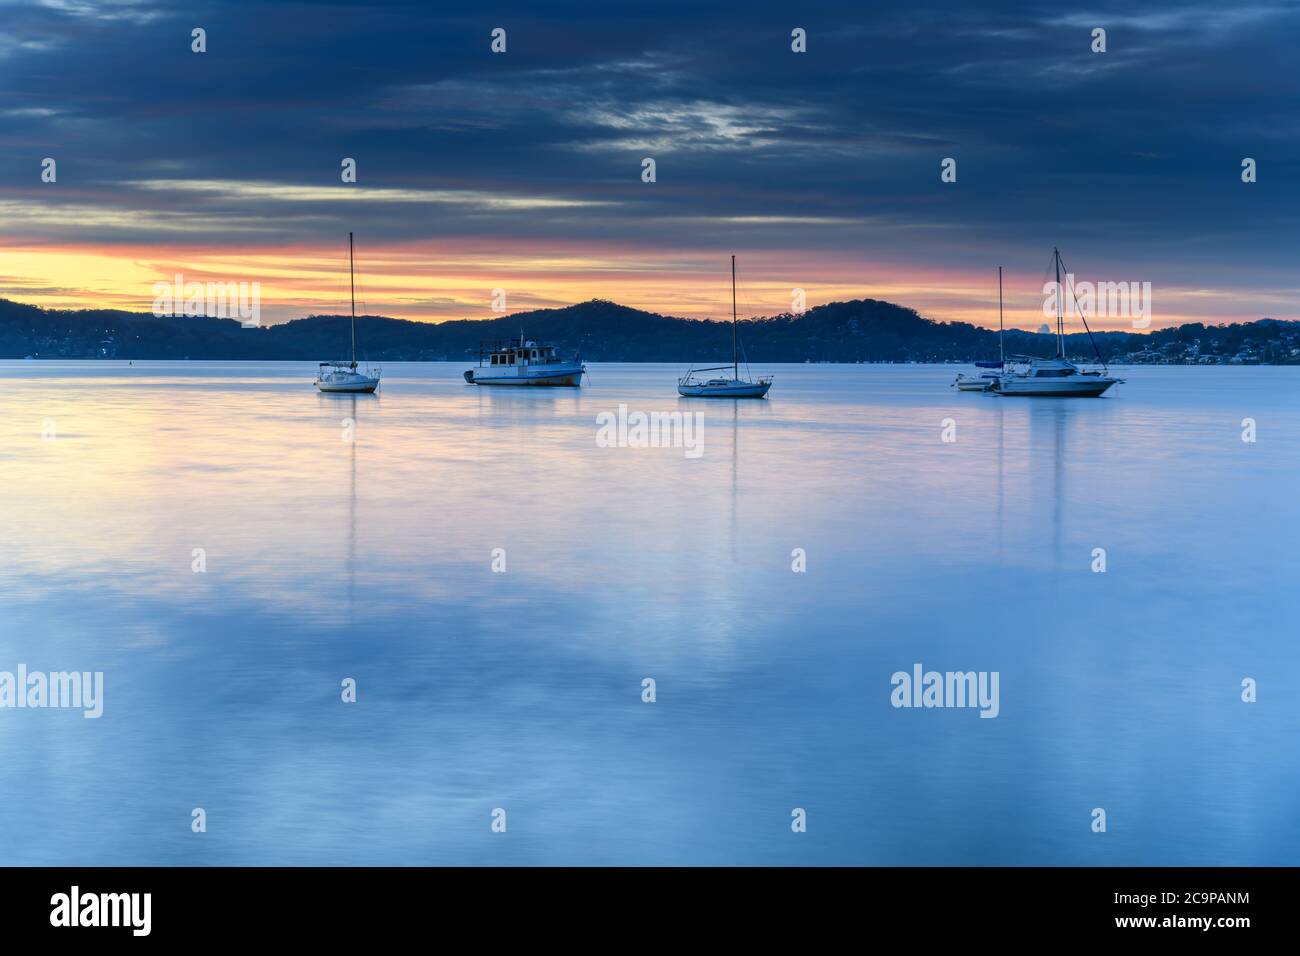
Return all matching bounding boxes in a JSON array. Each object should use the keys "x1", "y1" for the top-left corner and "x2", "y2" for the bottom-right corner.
[
  {"x1": 678, "y1": 374, "x2": 772, "y2": 398},
  {"x1": 315, "y1": 232, "x2": 381, "y2": 394},
  {"x1": 678, "y1": 255, "x2": 772, "y2": 399},
  {"x1": 991, "y1": 248, "x2": 1123, "y2": 398},
  {"x1": 316, "y1": 362, "x2": 380, "y2": 393},
  {"x1": 463, "y1": 337, "x2": 585, "y2": 386},
  {"x1": 992, "y1": 356, "x2": 1121, "y2": 396}
]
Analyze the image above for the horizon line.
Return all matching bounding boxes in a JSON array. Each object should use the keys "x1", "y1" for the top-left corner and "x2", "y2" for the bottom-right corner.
[{"x1": 0, "y1": 293, "x2": 1288, "y2": 336}]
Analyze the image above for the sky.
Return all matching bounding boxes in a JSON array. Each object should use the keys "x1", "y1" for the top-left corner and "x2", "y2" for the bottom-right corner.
[{"x1": 0, "y1": 0, "x2": 1297, "y2": 329}]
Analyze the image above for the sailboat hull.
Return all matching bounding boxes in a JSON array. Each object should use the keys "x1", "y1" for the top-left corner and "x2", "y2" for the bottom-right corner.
[
  {"x1": 464, "y1": 363, "x2": 584, "y2": 386},
  {"x1": 993, "y1": 377, "x2": 1117, "y2": 397},
  {"x1": 678, "y1": 381, "x2": 771, "y2": 398},
  {"x1": 316, "y1": 373, "x2": 380, "y2": 393}
]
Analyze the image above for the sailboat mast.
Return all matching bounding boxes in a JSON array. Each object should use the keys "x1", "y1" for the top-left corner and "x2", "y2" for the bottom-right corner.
[
  {"x1": 349, "y1": 232, "x2": 357, "y2": 368},
  {"x1": 731, "y1": 254, "x2": 737, "y2": 380},
  {"x1": 998, "y1": 265, "x2": 1005, "y2": 365},
  {"x1": 1053, "y1": 246, "x2": 1064, "y2": 359}
]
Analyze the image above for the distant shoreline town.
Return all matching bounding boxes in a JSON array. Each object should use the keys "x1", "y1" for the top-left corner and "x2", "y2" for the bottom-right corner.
[{"x1": 1, "y1": 296, "x2": 1296, "y2": 365}]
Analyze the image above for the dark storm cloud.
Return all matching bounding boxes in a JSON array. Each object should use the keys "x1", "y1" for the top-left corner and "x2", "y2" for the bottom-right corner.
[{"x1": 1, "y1": 0, "x2": 1297, "y2": 284}]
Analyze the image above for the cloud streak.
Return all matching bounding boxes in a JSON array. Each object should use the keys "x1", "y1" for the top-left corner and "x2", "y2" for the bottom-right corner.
[{"x1": 0, "y1": 0, "x2": 1296, "y2": 328}]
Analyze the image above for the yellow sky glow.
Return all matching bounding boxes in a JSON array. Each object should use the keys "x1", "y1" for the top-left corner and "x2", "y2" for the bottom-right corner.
[{"x1": 0, "y1": 241, "x2": 1279, "y2": 331}]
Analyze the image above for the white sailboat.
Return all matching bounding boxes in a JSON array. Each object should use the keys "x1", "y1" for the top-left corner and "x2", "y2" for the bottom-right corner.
[
  {"x1": 678, "y1": 256, "x2": 772, "y2": 399},
  {"x1": 992, "y1": 248, "x2": 1123, "y2": 397},
  {"x1": 316, "y1": 232, "x2": 381, "y2": 394},
  {"x1": 954, "y1": 266, "x2": 1006, "y2": 392}
]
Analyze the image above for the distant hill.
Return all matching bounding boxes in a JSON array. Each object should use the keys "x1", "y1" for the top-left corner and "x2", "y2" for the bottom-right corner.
[{"x1": 1, "y1": 296, "x2": 1296, "y2": 364}]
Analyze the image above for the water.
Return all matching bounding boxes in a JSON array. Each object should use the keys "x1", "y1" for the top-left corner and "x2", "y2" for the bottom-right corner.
[{"x1": 0, "y1": 361, "x2": 1296, "y2": 865}]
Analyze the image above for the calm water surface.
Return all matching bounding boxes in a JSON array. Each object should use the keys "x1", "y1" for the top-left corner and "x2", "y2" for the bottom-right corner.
[{"x1": 0, "y1": 361, "x2": 1296, "y2": 865}]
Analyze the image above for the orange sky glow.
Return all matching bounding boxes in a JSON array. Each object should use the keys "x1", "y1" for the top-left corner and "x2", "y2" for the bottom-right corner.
[{"x1": 0, "y1": 239, "x2": 1278, "y2": 332}]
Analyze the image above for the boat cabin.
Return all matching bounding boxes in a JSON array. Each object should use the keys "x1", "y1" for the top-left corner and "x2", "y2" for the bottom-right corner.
[
  {"x1": 479, "y1": 340, "x2": 562, "y2": 367},
  {"x1": 1006, "y1": 356, "x2": 1081, "y2": 378}
]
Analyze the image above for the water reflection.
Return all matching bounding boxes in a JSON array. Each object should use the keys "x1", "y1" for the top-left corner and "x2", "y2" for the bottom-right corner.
[
  {"x1": 1029, "y1": 400, "x2": 1067, "y2": 567},
  {"x1": 0, "y1": 362, "x2": 1296, "y2": 865}
]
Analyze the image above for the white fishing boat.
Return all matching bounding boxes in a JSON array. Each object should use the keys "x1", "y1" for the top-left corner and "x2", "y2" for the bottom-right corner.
[
  {"x1": 315, "y1": 232, "x2": 381, "y2": 394},
  {"x1": 954, "y1": 267, "x2": 1006, "y2": 392},
  {"x1": 678, "y1": 256, "x2": 772, "y2": 399},
  {"x1": 992, "y1": 248, "x2": 1122, "y2": 398},
  {"x1": 463, "y1": 336, "x2": 585, "y2": 386}
]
